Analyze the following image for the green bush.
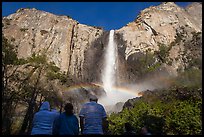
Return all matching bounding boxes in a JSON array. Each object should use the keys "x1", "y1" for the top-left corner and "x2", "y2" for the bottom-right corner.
[
  {"x1": 164, "y1": 100, "x2": 202, "y2": 135},
  {"x1": 2, "y1": 36, "x2": 18, "y2": 65},
  {"x1": 2, "y1": 36, "x2": 27, "y2": 66},
  {"x1": 108, "y1": 80, "x2": 202, "y2": 135},
  {"x1": 108, "y1": 96, "x2": 202, "y2": 135},
  {"x1": 27, "y1": 53, "x2": 47, "y2": 65},
  {"x1": 47, "y1": 62, "x2": 60, "y2": 73},
  {"x1": 172, "y1": 68, "x2": 202, "y2": 88},
  {"x1": 147, "y1": 62, "x2": 161, "y2": 72},
  {"x1": 108, "y1": 108, "x2": 131, "y2": 135},
  {"x1": 156, "y1": 43, "x2": 172, "y2": 63}
]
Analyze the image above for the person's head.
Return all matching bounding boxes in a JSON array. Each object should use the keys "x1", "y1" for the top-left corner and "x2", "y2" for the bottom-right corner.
[
  {"x1": 64, "y1": 103, "x2": 74, "y2": 115},
  {"x1": 141, "y1": 126, "x2": 148, "y2": 135},
  {"x1": 40, "y1": 101, "x2": 50, "y2": 111},
  {"x1": 89, "y1": 94, "x2": 98, "y2": 102}
]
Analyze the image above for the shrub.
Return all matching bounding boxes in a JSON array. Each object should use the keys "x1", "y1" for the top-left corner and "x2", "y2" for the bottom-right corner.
[
  {"x1": 108, "y1": 79, "x2": 202, "y2": 135},
  {"x1": 164, "y1": 100, "x2": 202, "y2": 135},
  {"x1": 20, "y1": 28, "x2": 28, "y2": 32},
  {"x1": 27, "y1": 53, "x2": 47, "y2": 65},
  {"x1": 2, "y1": 36, "x2": 18, "y2": 65},
  {"x1": 147, "y1": 62, "x2": 161, "y2": 72},
  {"x1": 172, "y1": 68, "x2": 202, "y2": 88},
  {"x1": 47, "y1": 63, "x2": 60, "y2": 73}
]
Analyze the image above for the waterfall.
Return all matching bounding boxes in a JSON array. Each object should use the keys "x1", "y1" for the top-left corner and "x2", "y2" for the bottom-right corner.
[
  {"x1": 99, "y1": 29, "x2": 137, "y2": 109},
  {"x1": 102, "y1": 30, "x2": 117, "y2": 96}
]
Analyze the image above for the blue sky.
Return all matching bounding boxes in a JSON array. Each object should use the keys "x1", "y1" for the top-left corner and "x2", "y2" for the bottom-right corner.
[{"x1": 2, "y1": 2, "x2": 192, "y2": 30}]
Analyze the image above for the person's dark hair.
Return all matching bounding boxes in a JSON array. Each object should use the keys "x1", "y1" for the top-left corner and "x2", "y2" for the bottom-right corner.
[
  {"x1": 89, "y1": 94, "x2": 98, "y2": 102},
  {"x1": 64, "y1": 103, "x2": 74, "y2": 115},
  {"x1": 141, "y1": 126, "x2": 149, "y2": 135}
]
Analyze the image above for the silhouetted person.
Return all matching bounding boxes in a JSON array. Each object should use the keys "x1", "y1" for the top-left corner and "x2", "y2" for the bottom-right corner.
[
  {"x1": 52, "y1": 103, "x2": 79, "y2": 135},
  {"x1": 141, "y1": 126, "x2": 152, "y2": 135},
  {"x1": 31, "y1": 101, "x2": 56, "y2": 135},
  {"x1": 123, "y1": 122, "x2": 136, "y2": 135},
  {"x1": 79, "y1": 95, "x2": 107, "y2": 135}
]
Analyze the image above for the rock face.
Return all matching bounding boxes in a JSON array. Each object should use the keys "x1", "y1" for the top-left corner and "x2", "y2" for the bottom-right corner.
[
  {"x1": 2, "y1": 2, "x2": 202, "y2": 83},
  {"x1": 116, "y1": 2, "x2": 202, "y2": 77},
  {"x1": 108, "y1": 102, "x2": 124, "y2": 114},
  {"x1": 185, "y1": 2, "x2": 202, "y2": 29},
  {"x1": 117, "y1": 2, "x2": 201, "y2": 57},
  {"x1": 2, "y1": 8, "x2": 103, "y2": 78}
]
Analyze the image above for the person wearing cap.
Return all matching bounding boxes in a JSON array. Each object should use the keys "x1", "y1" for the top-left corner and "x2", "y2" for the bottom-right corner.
[{"x1": 79, "y1": 94, "x2": 107, "y2": 135}]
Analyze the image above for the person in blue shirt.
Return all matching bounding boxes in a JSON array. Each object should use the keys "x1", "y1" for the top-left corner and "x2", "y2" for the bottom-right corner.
[
  {"x1": 79, "y1": 94, "x2": 107, "y2": 135},
  {"x1": 51, "y1": 108, "x2": 60, "y2": 118},
  {"x1": 52, "y1": 103, "x2": 79, "y2": 135},
  {"x1": 31, "y1": 101, "x2": 56, "y2": 135}
]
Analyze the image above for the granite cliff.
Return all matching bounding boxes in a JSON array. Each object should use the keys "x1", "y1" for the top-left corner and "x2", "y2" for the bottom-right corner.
[
  {"x1": 3, "y1": 2, "x2": 202, "y2": 83},
  {"x1": 116, "y1": 2, "x2": 202, "y2": 80},
  {"x1": 3, "y1": 8, "x2": 103, "y2": 81}
]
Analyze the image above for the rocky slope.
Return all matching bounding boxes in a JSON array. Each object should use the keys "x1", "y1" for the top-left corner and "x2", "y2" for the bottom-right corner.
[
  {"x1": 3, "y1": 2, "x2": 202, "y2": 83},
  {"x1": 185, "y1": 2, "x2": 202, "y2": 29},
  {"x1": 2, "y1": 8, "x2": 103, "y2": 79},
  {"x1": 116, "y1": 2, "x2": 202, "y2": 77},
  {"x1": 117, "y1": 2, "x2": 201, "y2": 57}
]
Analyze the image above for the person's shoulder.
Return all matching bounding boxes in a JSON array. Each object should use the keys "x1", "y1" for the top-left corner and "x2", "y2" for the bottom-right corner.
[
  {"x1": 59, "y1": 112, "x2": 66, "y2": 116},
  {"x1": 97, "y1": 103, "x2": 105, "y2": 108},
  {"x1": 56, "y1": 112, "x2": 62, "y2": 117},
  {"x1": 34, "y1": 110, "x2": 44, "y2": 116},
  {"x1": 82, "y1": 102, "x2": 90, "y2": 106},
  {"x1": 97, "y1": 103, "x2": 104, "y2": 106},
  {"x1": 35, "y1": 110, "x2": 51, "y2": 117},
  {"x1": 34, "y1": 111, "x2": 40, "y2": 115},
  {"x1": 42, "y1": 111, "x2": 57, "y2": 118},
  {"x1": 59, "y1": 112, "x2": 69, "y2": 119},
  {"x1": 83, "y1": 102, "x2": 96, "y2": 107},
  {"x1": 72, "y1": 114, "x2": 78, "y2": 119},
  {"x1": 47, "y1": 110, "x2": 56, "y2": 115}
]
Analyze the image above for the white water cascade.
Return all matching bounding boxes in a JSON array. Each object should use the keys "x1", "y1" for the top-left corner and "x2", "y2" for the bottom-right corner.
[
  {"x1": 101, "y1": 30, "x2": 118, "y2": 104},
  {"x1": 99, "y1": 29, "x2": 137, "y2": 109}
]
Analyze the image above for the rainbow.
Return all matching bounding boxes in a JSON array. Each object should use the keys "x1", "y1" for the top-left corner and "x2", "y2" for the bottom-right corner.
[{"x1": 62, "y1": 82, "x2": 140, "y2": 97}]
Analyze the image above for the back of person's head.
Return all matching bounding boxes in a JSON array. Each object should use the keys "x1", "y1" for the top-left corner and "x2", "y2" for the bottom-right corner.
[
  {"x1": 89, "y1": 94, "x2": 98, "y2": 102},
  {"x1": 40, "y1": 101, "x2": 50, "y2": 111},
  {"x1": 64, "y1": 103, "x2": 74, "y2": 115},
  {"x1": 141, "y1": 126, "x2": 148, "y2": 135}
]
